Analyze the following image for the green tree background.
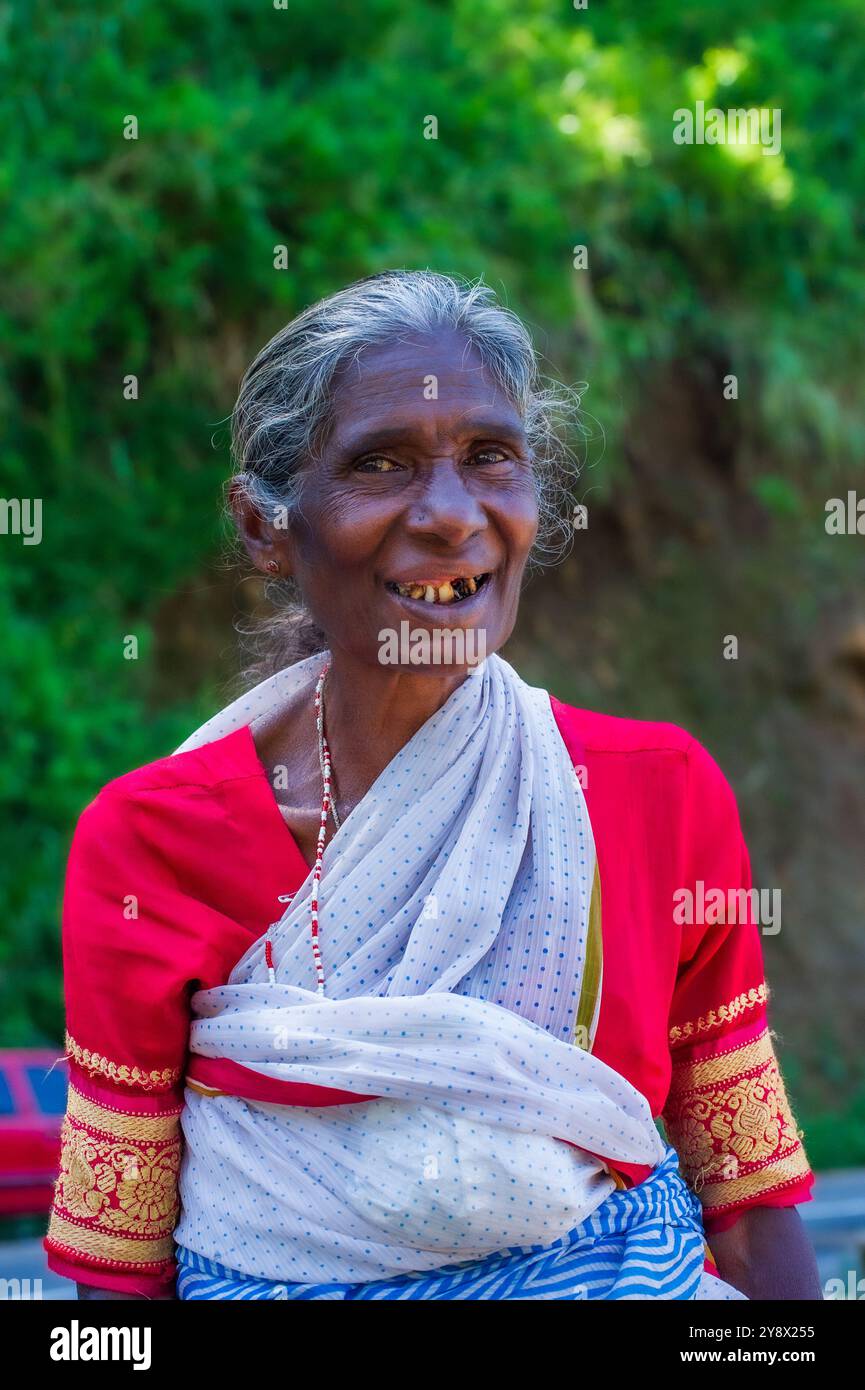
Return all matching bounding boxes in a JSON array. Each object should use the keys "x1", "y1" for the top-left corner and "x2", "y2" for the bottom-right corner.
[{"x1": 1, "y1": 1, "x2": 863, "y2": 1166}]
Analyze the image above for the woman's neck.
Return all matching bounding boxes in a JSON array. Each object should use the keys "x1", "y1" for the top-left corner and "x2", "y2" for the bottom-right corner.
[
  {"x1": 323, "y1": 650, "x2": 470, "y2": 801},
  {"x1": 251, "y1": 648, "x2": 475, "y2": 835}
]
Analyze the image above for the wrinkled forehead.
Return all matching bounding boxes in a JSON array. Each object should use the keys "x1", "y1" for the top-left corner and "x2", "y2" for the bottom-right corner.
[{"x1": 324, "y1": 328, "x2": 527, "y2": 454}]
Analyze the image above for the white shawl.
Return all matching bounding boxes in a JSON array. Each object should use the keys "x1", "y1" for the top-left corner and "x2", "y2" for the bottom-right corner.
[{"x1": 173, "y1": 653, "x2": 666, "y2": 1283}]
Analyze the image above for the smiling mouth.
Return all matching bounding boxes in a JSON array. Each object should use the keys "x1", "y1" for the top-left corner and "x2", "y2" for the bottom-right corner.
[{"x1": 384, "y1": 573, "x2": 492, "y2": 606}]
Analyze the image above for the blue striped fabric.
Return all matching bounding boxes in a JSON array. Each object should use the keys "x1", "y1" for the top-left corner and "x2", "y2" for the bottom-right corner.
[{"x1": 176, "y1": 1146, "x2": 707, "y2": 1301}]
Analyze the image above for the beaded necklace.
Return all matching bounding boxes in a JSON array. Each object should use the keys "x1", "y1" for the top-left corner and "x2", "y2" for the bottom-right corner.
[{"x1": 264, "y1": 661, "x2": 336, "y2": 996}]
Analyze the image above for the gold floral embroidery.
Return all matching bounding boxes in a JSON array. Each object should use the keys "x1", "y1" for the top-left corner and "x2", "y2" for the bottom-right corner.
[
  {"x1": 64, "y1": 1031, "x2": 182, "y2": 1091},
  {"x1": 668, "y1": 984, "x2": 769, "y2": 1045},
  {"x1": 46, "y1": 1083, "x2": 181, "y2": 1269},
  {"x1": 664, "y1": 1025, "x2": 810, "y2": 1214}
]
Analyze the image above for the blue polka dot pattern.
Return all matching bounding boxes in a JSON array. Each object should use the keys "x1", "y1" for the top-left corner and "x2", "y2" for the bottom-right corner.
[
  {"x1": 176, "y1": 1148, "x2": 746, "y2": 1300},
  {"x1": 174, "y1": 653, "x2": 667, "y2": 1287}
]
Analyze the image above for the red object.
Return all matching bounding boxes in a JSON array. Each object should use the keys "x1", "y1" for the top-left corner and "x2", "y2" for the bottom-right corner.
[
  {"x1": 189, "y1": 1056, "x2": 378, "y2": 1107},
  {"x1": 0, "y1": 1049, "x2": 67, "y2": 1216},
  {"x1": 45, "y1": 699, "x2": 814, "y2": 1293}
]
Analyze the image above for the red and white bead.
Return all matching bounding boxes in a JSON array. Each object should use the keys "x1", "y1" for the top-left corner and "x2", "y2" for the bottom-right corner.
[{"x1": 265, "y1": 662, "x2": 334, "y2": 996}]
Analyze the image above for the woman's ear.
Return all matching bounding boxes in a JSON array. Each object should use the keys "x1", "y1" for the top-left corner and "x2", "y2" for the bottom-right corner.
[{"x1": 228, "y1": 477, "x2": 294, "y2": 577}]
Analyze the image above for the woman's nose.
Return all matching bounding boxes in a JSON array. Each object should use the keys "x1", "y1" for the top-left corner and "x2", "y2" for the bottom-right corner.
[{"x1": 404, "y1": 460, "x2": 488, "y2": 543}]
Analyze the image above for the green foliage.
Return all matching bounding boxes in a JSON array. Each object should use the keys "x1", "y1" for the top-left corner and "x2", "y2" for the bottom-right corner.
[
  {"x1": 750, "y1": 475, "x2": 803, "y2": 519},
  {"x1": 1, "y1": 2, "x2": 863, "y2": 1158}
]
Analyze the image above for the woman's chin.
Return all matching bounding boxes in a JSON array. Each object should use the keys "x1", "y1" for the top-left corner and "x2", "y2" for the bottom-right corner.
[{"x1": 373, "y1": 585, "x2": 497, "y2": 671}]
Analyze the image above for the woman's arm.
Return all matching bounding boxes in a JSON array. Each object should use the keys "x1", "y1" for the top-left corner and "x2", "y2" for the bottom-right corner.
[
  {"x1": 710, "y1": 1206, "x2": 822, "y2": 1300},
  {"x1": 77, "y1": 1282, "x2": 176, "y2": 1301},
  {"x1": 45, "y1": 1071, "x2": 183, "y2": 1298},
  {"x1": 44, "y1": 785, "x2": 195, "y2": 1298},
  {"x1": 662, "y1": 736, "x2": 817, "y2": 1291}
]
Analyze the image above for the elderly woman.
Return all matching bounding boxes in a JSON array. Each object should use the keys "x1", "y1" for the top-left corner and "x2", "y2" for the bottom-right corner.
[{"x1": 45, "y1": 271, "x2": 819, "y2": 1301}]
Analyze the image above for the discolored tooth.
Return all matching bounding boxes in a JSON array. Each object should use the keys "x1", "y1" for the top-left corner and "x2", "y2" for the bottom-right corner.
[
  {"x1": 409, "y1": 584, "x2": 425, "y2": 599},
  {"x1": 437, "y1": 581, "x2": 454, "y2": 603},
  {"x1": 424, "y1": 585, "x2": 437, "y2": 602},
  {"x1": 465, "y1": 576, "x2": 477, "y2": 594}
]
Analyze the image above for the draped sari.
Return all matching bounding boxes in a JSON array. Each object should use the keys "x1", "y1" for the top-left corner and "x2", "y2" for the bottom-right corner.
[{"x1": 168, "y1": 652, "x2": 743, "y2": 1299}]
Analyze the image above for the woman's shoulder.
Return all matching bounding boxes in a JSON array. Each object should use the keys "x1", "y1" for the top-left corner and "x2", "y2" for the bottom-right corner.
[
  {"x1": 550, "y1": 695, "x2": 698, "y2": 757},
  {"x1": 81, "y1": 726, "x2": 260, "y2": 820},
  {"x1": 549, "y1": 697, "x2": 738, "y2": 813},
  {"x1": 550, "y1": 696, "x2": 745, "y2": 862}
]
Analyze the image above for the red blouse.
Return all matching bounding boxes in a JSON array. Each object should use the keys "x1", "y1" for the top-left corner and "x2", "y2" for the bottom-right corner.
[{"x1": 45, "y1": 698, "x2": 813, "y2": 1294}]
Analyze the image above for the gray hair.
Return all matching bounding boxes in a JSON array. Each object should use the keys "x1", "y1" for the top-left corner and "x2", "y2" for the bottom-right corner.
[{"x1": 230, "y1": 270, "x2": 586, "y2": 673}]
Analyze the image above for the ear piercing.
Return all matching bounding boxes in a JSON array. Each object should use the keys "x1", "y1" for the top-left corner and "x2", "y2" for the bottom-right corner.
[{"x1": 266, "y1": 560, "x2": 280, "y2": 574}]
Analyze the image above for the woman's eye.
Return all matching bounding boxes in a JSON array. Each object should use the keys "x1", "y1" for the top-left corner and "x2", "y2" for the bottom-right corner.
[
  {"x1": 355, "y1": 455, "x2": 402, "y2": 473},
  {"x1": 467, "y1": 448, "x2": 509, "y2": 466}
]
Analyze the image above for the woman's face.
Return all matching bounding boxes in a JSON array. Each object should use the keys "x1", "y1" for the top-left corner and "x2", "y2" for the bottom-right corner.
[{"x1": 246, "y1": 328, "x2": 539, "y2": 672}]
